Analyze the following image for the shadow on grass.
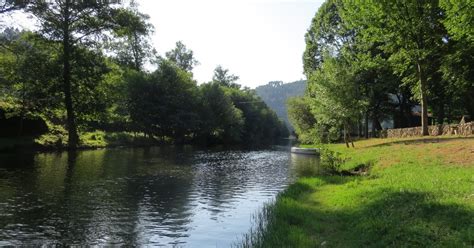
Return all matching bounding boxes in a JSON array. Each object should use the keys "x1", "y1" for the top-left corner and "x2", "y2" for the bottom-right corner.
[
  {"x1": 366, "y1": 136, "x2": 474, "y2": 148},
  {"x1": 238, "y1": 184, "x2": 473, "y2": 248}
]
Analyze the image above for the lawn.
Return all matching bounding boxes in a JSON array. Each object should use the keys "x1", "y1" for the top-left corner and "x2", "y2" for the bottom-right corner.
[{"x1": 239, "y1": 136, "x2": 474, "y2": 247}]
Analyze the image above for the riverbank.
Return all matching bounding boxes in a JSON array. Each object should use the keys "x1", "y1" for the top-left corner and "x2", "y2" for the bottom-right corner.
[
  {"x1": 241, "y1": 136, "x2": 474, "y2": 247},
  {"x1": 0, "y1": 131, "x2": 157, "y2": 152}
]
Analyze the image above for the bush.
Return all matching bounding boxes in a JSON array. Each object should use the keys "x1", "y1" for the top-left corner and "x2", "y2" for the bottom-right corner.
[
  {"x1": 80, "y1": 131, "x2": 107, "y2": 147},
  {"x1": 319, "y1": 148, "x2": 345, "y2": 174},
  {"x1": 35, "y1": 122, "x2": 67, "y2": 148}
]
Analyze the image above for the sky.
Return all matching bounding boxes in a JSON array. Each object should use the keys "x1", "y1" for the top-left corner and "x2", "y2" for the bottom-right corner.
[
  {"x1": 138, "y1": 0, "x2": 324, "y2": 88},
  {"x1": 1, "y1": 0, "x2": 325, "y2": 88}
]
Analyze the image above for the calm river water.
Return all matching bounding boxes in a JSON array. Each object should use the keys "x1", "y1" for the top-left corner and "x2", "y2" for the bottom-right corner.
[{"x1": 0, "y1": 145, "x2": 319, "y2": 247}]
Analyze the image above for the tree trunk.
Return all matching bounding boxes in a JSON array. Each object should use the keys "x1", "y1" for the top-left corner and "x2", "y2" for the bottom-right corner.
[
  {"x1": 132, "y1": 31, "x2": 141, "y2": 71},
  {"x1": 417, "y1": 62, "x2": 429, "y2": 136},
  {"x1": 435, "y1": 100, "x2": 445, "y2": 135},
  {"x1": 346, "y1": 122, "x2": 355, "y2": 148},
  {"x1": 343, "y1": 125, "x2": 349, "y2": 148},
  {"x1": 371, "y1": 118, "x2": 376, "y2": 138},
  {"x1": 365, "y1": 112, "x2": 369, "y2": 139},
  {"x1": 63, "y1": 1, "x2": 79, "y2": 149},
  {"x1": 357, "y1": 116, "x2": 362, "y2": 138}
]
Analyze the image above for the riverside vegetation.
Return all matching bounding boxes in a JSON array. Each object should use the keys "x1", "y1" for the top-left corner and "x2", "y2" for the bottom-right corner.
[
  {"x1": 238, "y1": 0, "x2": 474, "y2": 246},
  {"x1": 0, "y1": 2, "x2": 288, "y2": 151},
  {"x1": 238, "y1": 137, "x2": 474, "y2": 247},
  {"x1": 289, "y1": 0, "x2": 474, "y2": 145}
]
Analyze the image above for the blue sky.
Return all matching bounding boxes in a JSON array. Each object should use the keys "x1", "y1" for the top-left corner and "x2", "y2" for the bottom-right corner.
[{"x1": 139, "y1": 0, "x2": 324, "y2": 87}]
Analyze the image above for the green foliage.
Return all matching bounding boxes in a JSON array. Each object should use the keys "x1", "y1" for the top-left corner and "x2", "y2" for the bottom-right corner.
[
  {"x1": 439, "y1": 39, "x2": 474, "y2": 119},
  {"x1": 24, "y1": 0, "x2": 132, "y2": 148},
  {"x1": 0, "y1": 31, "x2": 62, "y2": 117},
  {"x1": 165, "y1": 41, "x2": 199, "y2": 72},
  {"x1": 198, "y1": 82, "x2": 244, "y2": 144},
  {"x1": 35, "y1": 122, "x2": 68, "y2": 148},
  {"x1": 108, "y1": 4, "x2": 155, "y2": 70},
  {"x1": 343, "y1": 0, "x2": 449, "y2": 135},
  {"x1": 440, "y1": 0, "x2": 474, "y2": 42},
  {"x1": 302, "y1": 0, "x2": 473, "y2": 142},
  {"x1": 80, "y1": 130, "x2": 108, "y2": 147},
  {"x1": 319, "y1": 147, "x2": 344, "y2": 174},
  {"x1": 287, "y1": 96, "x2": 319, "y2": 143},
  {"x1": 127, "y1": 60, "x2": 200, "y2": 142},
  {"x1": 226, "y1": 87, "x2": 289, "y2": 145},
  {"x1": 307, "y1": 57, "x2": 366, "y2": 136},
  {"x1": 212, "y1": 65, "x2": 240, "y2": 88},
  {"x1": 303, "y1": 0, "x2": 351, "y2": 75}
]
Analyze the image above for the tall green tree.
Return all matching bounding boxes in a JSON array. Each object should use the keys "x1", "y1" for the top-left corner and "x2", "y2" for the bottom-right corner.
[
  {"x1": 27, "y1": 0, "x2": 124, "y2": 148},
  {"x1": 343, "y1": 0, "x2": 446, "y2": 135},
  {"x1": 109, "y1": 3, "x2": 155, "y2": 71},
  {"x1": 0, "y1": 31, "x2": 62, "y2": 134},
  {"x1": 165, "y1": 41, "x2": 199, "y2": 72},
  {"x1": 198, "y1": 82, "x2": 244, "y2": 144},
  {"x1": 307, "y1": 57, "x2": 365, "y2": 147},
  {"x1": 212, "y1": 65, "x2": 240, "y2": 88},
  {"x1": 226, "y1": 87, "x2": 287, "y2": 145},
  {"x1": 127, "y1": 60, "x2": 200, "y2": 143},
  {"x1": 440, "y1": 1, "x2": 474, "y2": 42}
]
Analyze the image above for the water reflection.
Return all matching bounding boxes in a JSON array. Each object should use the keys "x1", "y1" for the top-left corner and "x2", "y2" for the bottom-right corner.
[
  {"x1": 290, "y1": 153, "x2": 321, "y2": 177},
  {"x1": 0, "y1": 147, "x2": 319, "y2": 246}
]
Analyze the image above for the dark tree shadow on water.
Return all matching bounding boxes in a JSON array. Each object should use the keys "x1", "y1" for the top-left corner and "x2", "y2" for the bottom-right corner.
[{"x1": 263, "y1": 187, "x2": 473, "y2": 248}]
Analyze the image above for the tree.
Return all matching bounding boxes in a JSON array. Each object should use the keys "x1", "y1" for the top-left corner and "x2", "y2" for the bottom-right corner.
[
  {"x1": 212, "y1": 65, "x2": 240, "y2": 88},
  {"x1": 303, "y1": 0, "x2": 354, "y2": 75},
  {"x1": 307, "y1": 57, "x2": 365, "y2": 147},
  {"x1": 27, "y1": 0, "x2": 124, "y2": 148},
  {"x1": 1, "y1": 30, "x2": 121, "y2": 137},
  {"x1": 127, "y1": 60, "x2": 200, "y2": 143},
  {"x1": 439, "y1": 39, "x2": 474, "y2": 120},
  {"x1": 165, "y1": 41, "x2": 199, "y2": 72},
  {"x1": 0, "y1": 0, "x2": 28, "y2": 14},
  {"x1": 439, "y1": 1, "x2": 474, "y2": 120},
  {"x1": 198, "y1": 82, "x2": 244, "y2": 144},
  {"x1": 343, "y1": 1, "x2": 446, "y2": 135},
  {"x1": 440, "y1": 1, "x2": 474, "y2": 42},
  {"x1": 226, "y1": 87, "x2": 287, "y2": 145},
  {"x1": 0, "y1": 31, "x2": 62, "y2": 136},
  {"x1": 287, "y1": 97, "x2": 319, "y2": 144},
  {"x1": 109, "y1": 3, "x2": 155, "y2": 71}
]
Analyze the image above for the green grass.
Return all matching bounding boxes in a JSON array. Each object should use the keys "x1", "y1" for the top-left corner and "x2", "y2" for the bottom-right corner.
[
  {"x1": 238, "y1": 137, "x2": 474, "y2": 247},
  {"x1": 0, "y1": 130, "x2": 156, "y2": 151}
]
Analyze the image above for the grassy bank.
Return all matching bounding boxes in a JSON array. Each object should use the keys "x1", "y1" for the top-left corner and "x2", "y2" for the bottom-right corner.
[
  {"x1": 240, "y1": 137, "x2": 474, "y2": 247},
  {"x1": 0, "y1": 131, "x2": 156, "y2": 152}
]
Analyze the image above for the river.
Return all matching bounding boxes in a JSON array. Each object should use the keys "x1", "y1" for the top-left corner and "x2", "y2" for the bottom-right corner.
[{"x1": 0, "y1": 145, "x2": 319, "y2": 247}]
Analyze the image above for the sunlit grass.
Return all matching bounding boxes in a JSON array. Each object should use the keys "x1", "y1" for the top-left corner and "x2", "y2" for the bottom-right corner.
[
  {"x1": 237, "y1": 136, "x2": 474, "y2": 247},
  {"x1": 0, "y1": 131, "x2": 156, "y2": 151}
]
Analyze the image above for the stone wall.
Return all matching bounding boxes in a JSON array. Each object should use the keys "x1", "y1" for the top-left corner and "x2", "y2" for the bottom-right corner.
[{"x1": 386, "y1": 122, "x2": 474, "y2": 138}]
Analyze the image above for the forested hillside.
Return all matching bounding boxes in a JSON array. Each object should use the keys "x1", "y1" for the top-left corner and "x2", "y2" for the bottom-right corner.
[{"x1": 255, "y1": 80, "x2": 306, "y2": 131}]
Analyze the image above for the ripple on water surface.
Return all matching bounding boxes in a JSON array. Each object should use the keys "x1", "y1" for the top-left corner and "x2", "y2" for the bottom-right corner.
[{"x1": 0, "y1": 147, "x2": 318, "y2": 246}]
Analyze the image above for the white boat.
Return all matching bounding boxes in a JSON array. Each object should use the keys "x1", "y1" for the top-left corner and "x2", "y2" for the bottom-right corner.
[{"x1": 290, "y1": 147, "x2": 320, "y2": 155}]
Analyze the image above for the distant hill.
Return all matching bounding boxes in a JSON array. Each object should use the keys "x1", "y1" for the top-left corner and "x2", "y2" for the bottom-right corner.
[{"x1": 255, "y1": 80, "x2": 306, "y2": 131}]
